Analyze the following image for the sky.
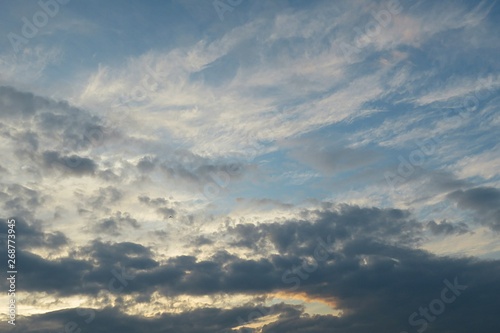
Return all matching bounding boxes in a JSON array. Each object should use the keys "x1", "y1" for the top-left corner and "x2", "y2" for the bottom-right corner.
[{"x1": 0, "y1": 0, "x2": 499, "y2": 332}]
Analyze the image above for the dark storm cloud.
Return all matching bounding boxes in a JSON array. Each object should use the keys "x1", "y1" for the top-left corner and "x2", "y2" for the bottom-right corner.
[
  {"x1": 79, "y1": 240, "x2": 158, "y2": 271},
  {"x1": 3, "y1": 204, "x2": 499, "y2": 333},
  {"x1": 6, "y1": 240, "x2": 500, "y2": 333},
  {"x1": 263, "y1": 243, "x2": 500, "y2": 333},
  {"x1": 4, "y1": 243, "x2": 283, "y2": 297},
  {"x1": 0, "y1": 216, "x2": 68, "y2": 250},
  {"x1": 28, "y1": 248, "x2": 90, "y2": 280},
  {"x1": 4, "y1": 304, "x2": 299, "y2": 333},
  {"x1": 229, "y1": 205, "x2": 423, "y2": 255},
  {"x1": 0, "y1": 206, "x2": 450, "y2": 298},
  {"x1": 0, "y1": 240, "x2": 158, "y2": 297},
  {"x1": 0, "y1": 248, "x2": 94, "y2": 296},
  {"x1": 448, "y1": 186, "x2": 500, "y2": 231}
]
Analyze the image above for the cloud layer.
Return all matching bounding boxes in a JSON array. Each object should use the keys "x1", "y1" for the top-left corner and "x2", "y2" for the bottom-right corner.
[{"x1": 0, "y1": 0, "x2": 499, "y2": 332}]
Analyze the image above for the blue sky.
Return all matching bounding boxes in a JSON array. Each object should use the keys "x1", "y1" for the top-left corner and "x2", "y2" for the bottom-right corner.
[{"x1": 1, "y1": 1, "x2": 500, "y2": 332}]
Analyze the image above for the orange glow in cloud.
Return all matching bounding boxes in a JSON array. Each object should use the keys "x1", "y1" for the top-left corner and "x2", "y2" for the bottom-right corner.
[{"x1": 269, "y1": 290, "x2": 341, "y2": 315}]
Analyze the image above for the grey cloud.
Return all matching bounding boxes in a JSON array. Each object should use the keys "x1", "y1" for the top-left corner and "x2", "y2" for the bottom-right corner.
[
  {"x1": 94, "y1": 218, "x2": 120, "y2": 236},
  {"x1": 5, "y1": 236, "x2": 500, "y2": 333},
  {"x1": 2, "y1": 204, "x2": 499, "y2": 333},
  {"x1": 42, "y1": 150, "x2": 97, "y2": 175},
  {"x1": 229, "y1": 205, "x2": 422, "y2": 255},
  {"x1": 0, "y1": 216, "x2": 68, "y2": 250},
  {"x1": 138, "y1": 195, "x2": 177, "y2": 219},
  {"x1": 5, "y1": 304, "x2": 299, "y2": 333},
  {"x1": 235, "y1": 197, "x2": 295, "y2": 210},
  {"x1": 285, "y1": 136, "x2": 381, "y2": 176},
  {"x1": 0, "y1": 86, "x2": 48, "y2": 118},
  {"x1": 157, "y1": 207, "x2": 176, "y2": 219},
  {"x1": 125, "y1": 150, "x2": 252, "y2": 196},
  {"x1": 2, "y1": 183, "x2": 44, "y2": 212},
  {"x1": 448, "y1": 186, "x2": 500, "y2": 231},
  {"x1": 87, "y1": 186, "x2": 123, "y2": 210},
  {"x1": 79, "y1": 240, "x2": 158, "y2": 271},
  {"x1": 0, "y1": 85, "x2": 254, "y2": 189},
  {"x1": 155, "y1": 148, "x2": 250, "y2": 189},
  {"x1": 98, "y1": 168, "x2": 122, "y2": 182},
  {"x1": 136, "y1": 155, "x2": 158, "y2": 173},
  {"x1": 193, "y1": 235, "x2": 214, "y2": 246},
  {"x1": 0, "y1": 248, "x2": 93, "y2": 296},
  {"x1": 92, "y1": 212, "x2": 140, "y2": 236},
  {"x1": 1, "y1": 86, "x2": 111, "y2": 153},
  {"x1": 138, "y1": 195, "x2": 169, "y2": 206},
  {"x1": 426, "y1": 170, "x2": 470, "y2": 192},
  {"x1": 35, "y1": 111, "x2": 108, "y2": 151},
  {"x1": 427, "y1": 220, "x2": 470, "y2": 235}
]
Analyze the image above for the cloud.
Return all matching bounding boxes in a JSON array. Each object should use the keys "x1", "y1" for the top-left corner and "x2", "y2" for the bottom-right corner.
[
  {"x1": 42, "y1": 150, "x2": 97, "y2": 175},
  {"x1": 0, "y1": 216, "x2": 68, "y2": 250},
  {"x1": 3, "y1": 202, "x2": 500, "y2": 332},
  {"x1": 90, "y1": 212, "x2": 141, "y2": 236},
  {"x1": 1, "y1": 1, "x2": 499, "y2": 332},
  {"x1": 448, "y1": 186, "x2": 500, "y2": 231},
  {"x1": 228, "y1": 205, "x2": 422, "y2": 255},
  {"x1": 5, "y1": 304, "x2": 300, "y2": 333},
  {"x1": 285, "y1": 136, "x2": 381, "y2": 176},
  {"x1": 426, "y1": 220, "x2": 470, "y2": 236}
]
